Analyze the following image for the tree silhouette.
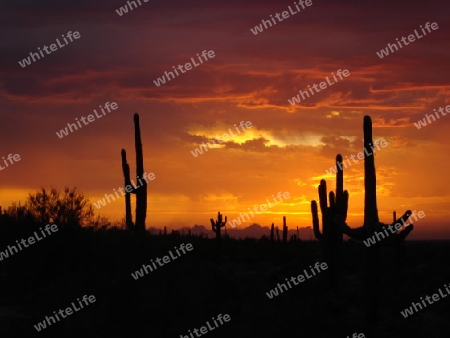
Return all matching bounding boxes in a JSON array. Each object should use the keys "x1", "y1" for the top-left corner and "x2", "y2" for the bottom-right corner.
[{"x1": 25, "y1": 187, "x2": 94, "y2": 227}]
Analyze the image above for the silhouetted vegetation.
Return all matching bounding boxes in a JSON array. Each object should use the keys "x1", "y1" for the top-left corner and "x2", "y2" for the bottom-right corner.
[
  {"x1": 1, "y1": 115, "x2": 447, "y2": 338},
  {"x1": 1, "y1": 187, "x2": 94, "y2": 228},
  {"x1": 0, "y1": 218, "x2": 449, "y2": 337}
]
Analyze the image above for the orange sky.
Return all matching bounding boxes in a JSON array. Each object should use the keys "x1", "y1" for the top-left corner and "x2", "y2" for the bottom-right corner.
[{"x1": 1, "y1": 0, "x2": 449, "y2": 239}]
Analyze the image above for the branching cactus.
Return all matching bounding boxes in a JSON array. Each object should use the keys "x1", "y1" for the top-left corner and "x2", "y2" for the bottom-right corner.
[
  {"x1": 121, "y1": 113, "x2": 147, "y2": 231},
  {"x1": 340, "y1": 116, "x2": 414, "y2": 246},
  {"x1": 338, "y1": 118, "x2": 414, "y2": 245},
  {"x1": 210, "y1": 211, "x2": 227, "y2": 240},
  {"x1": 335, "y1": 116, "x2": 414, "y2": 330},
  {"x1": 311, "y1": 116, "x2": 414, "y2": 293},
  {"x1": 311, "y1": 154, "x2": 348, "y2": 286}
]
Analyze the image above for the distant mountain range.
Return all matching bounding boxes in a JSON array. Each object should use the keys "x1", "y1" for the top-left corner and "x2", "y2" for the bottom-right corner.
[{"x1": 148, "y1": 223, "x2": 314, "y2": 240}]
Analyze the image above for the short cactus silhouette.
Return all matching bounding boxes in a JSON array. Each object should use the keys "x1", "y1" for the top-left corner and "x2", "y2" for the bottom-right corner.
[
  {"x1": 210, "y1": 211, "x2": 227, "y2": 239},
  {"x1": 270, "y1": 223, "x2": 275, "y2": 242},
  {"x1": 282, "y1": 216, "x2": 288, "y2": 245}
]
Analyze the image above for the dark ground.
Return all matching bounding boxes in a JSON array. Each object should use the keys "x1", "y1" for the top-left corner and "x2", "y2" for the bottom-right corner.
[{"x1": 0, "y1": 222, "x2": 449, "y2": 338}]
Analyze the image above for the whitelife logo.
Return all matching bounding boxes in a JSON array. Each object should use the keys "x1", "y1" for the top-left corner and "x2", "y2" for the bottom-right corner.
[
  {"x1": 265, "y1": 262, "x2": 328, "y2": 299},
  {"x1": 363, "y1": 210, "x2": 424, "y2": 247},
  {"x1": 190, "y1": 121, "x2": 253, "y2": 158},
  {"x1": 131, "y1": 243, "x2": 193, "y2": 280},
  {"x1": 115, "y1": 0, "x2": 149, "y2": 16},
  {"x1": 400, "y1": 282, "x2": 450, "y2": 318},
  {"x1": 324, "y1": 140, "x2": 388, "y2": 175},
  {"x1": 413, "y1": 103, "x2": 450, "y2": 129},
  {"x1": 179, "y1": 313, "x2": 231, "y2": 338},
  {"x1": 376, "y1": 22, "x2": 439, "y2": 59},
  {"x1": 93, "y1": 172, "x2": 155, "y2": 209},
  {"x1": 288, "y1": 69, "x2": 350, "y2": 106},
  {"x1": 228, "y1": 191, "x2": 290, "y2": 228},
  {"x1": 33, "y1": 294, "x2": 96, "y2": 332},
  {"x1": 250, "y1": 0, "x2": 313, "y2": 35},
  {"x1": 153, "y1": 50, "x2": 215, "y2": 87},
  {"x1": 0, "y1": 153, "x2": 21, "y2": 171},
  {"x1": 0, "y1": 224, "x2": 58, "y2": 261},
  {"x1": 55, "y1": 102, "x2": 118, "y2": 139},
  {"x1": 18, "y1": 31, "x2": 81, "y2": 68}
]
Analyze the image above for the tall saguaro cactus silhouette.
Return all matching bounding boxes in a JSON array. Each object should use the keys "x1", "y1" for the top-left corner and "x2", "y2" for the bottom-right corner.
[
  {"x1": 340, "y1": 116, "x2": 413, "y2": 328},
  {"x1": 121, "y1": 113, "x2": 147, "y2": 231},
  {"x1": 134, "y1": 114, "x2": 147, "y2": 231},
  {"x1": 311, "y1": 116, "x2": 415, "y2": 332},
  {"x1": 341, "y1": 117, "x2": 413, "y2": 327},
  {"x1": 362, "y1": 115, "x2": 381, "y2": 329}
]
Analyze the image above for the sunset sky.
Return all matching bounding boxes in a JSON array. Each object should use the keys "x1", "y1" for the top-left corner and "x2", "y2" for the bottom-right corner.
[{"x1": 1, "y1": 0, "x2": 449, "y2": 239}]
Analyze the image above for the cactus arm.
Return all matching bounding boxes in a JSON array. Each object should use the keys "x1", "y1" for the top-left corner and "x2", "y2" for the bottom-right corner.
[
  {"x1": 392, "y1": 210, "x2": 412, "y2": 228},
  {"x1": 329, "y1": 191, "x2": 336, "y2": 209},
  {"x1": 121, "y1": 149, "x2": 133, "y2": 229},
  {"x1": 318, "y1": 180, "x2": 328, "y2": 225},
  {"x1": 396, "y1": 223, "x2": 414, "y2": 240},
  {"x1": 336, "y1": 154, "x2": 344, "y2": 197},
  {"x1": 342, "y1": 191, "x2": 349, "y2": 221},
  {"x1": 342, "y1": 209, "x2": 413, "y2": 242},
  {"x1": 311, "y1": 201, "x2": 322, "y2": 240},
  {"x1": 341, "y1": 223, "x2": 365, "y2": 240}
]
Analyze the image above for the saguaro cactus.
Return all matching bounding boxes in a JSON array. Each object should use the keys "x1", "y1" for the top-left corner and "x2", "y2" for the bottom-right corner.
[
  {"x1": 121, "y1": 113, "x2": 147, "y2": 231},
  {"x1": 337, "y1": 116, "x2": 413, "y2": 330},
  {"x1": 282, "y1": 216, "x2": 288, "y2": 244},
  {"x1": 311, "y1": 154, "x2": 348, "y2": 286},
  {"x1": 311, "y1": 116, "x2": 414, "y2": 293},
  {"x1": 134, "y1": 114, "x2": 147, "y2": 231},
  {"x1": 362, "y1": 115, "x2": 382, "y2": 328},
  {"x1": 121, "y1": 149, "x2": 133, "y2": 229},
  {"x1": 210, "y1": 211, "x2": 227, "y2": 239},
  {"x1": 270, "y1": 223, "x2": 275, "y2": 242}
]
